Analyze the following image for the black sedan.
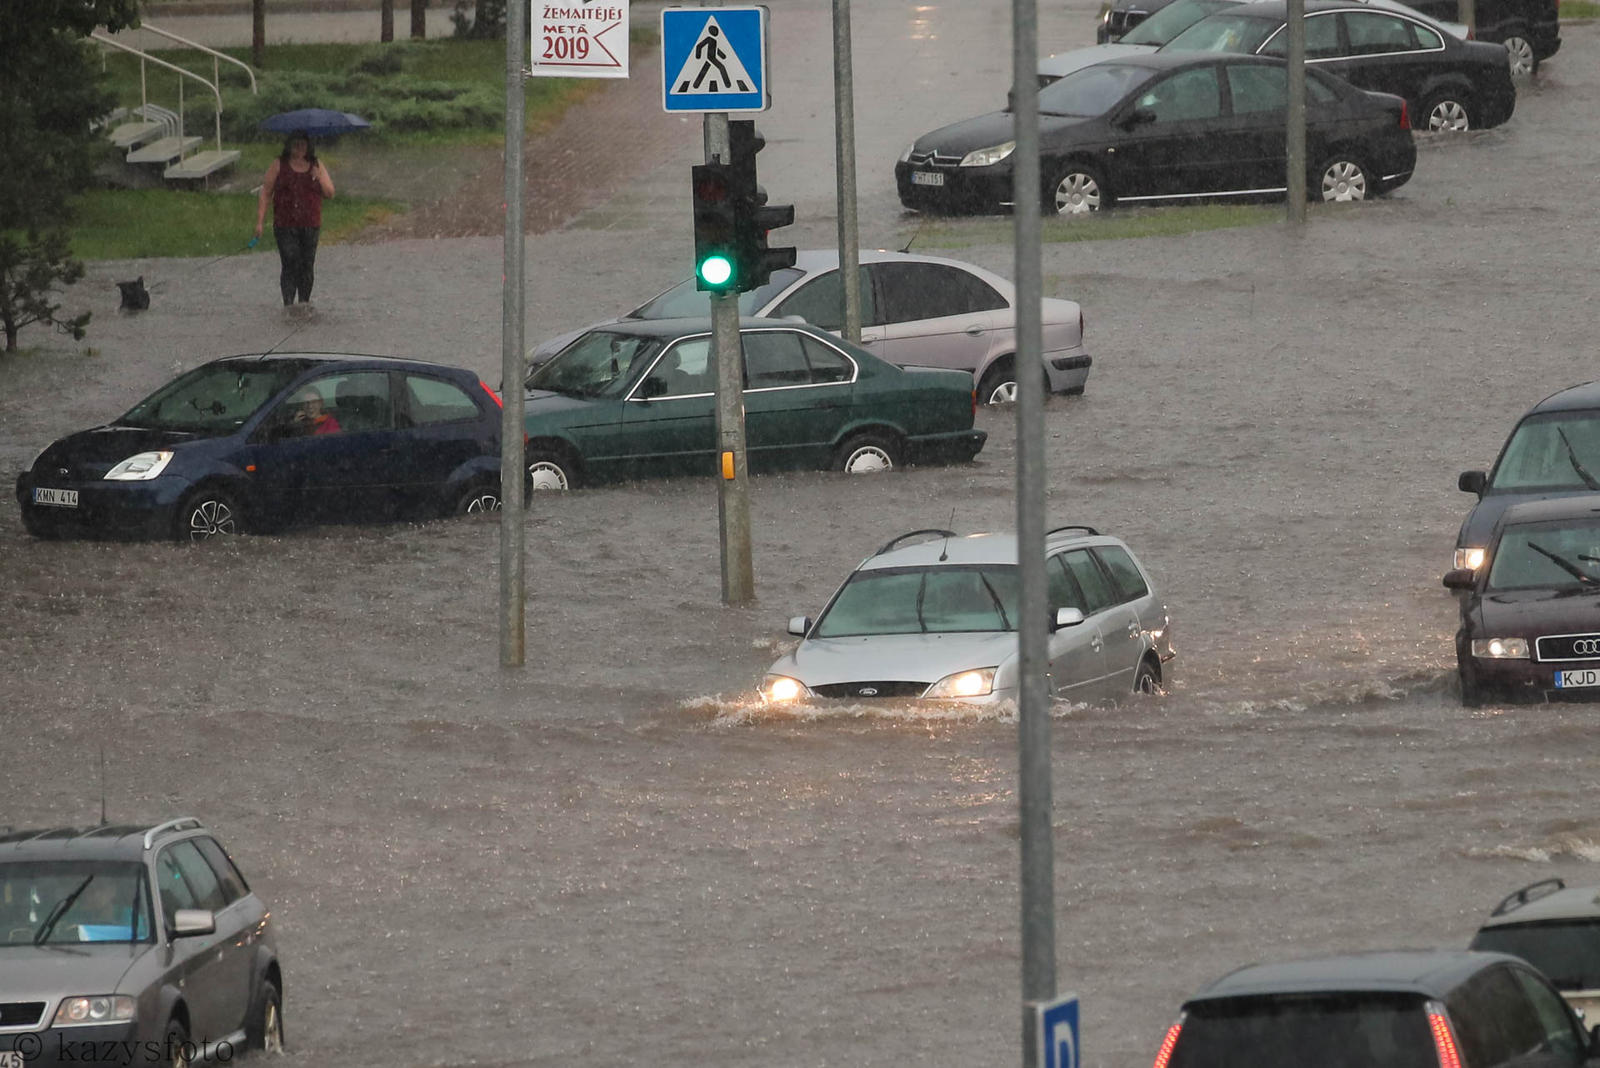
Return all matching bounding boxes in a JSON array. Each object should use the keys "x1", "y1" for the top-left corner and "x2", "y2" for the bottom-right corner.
[
  {"x1": 1161, "y1": 0, "x2": 1515, "y2": 132},
  {"x1": 897, "y1": 52, "x2": 1414, "y2": 215},
  {"x1": 16, "y1": 353, "x2": 508, "y2": 541},
  {"x1": 1443, "y1": 496, "x2": 1600, "y2": 705}
]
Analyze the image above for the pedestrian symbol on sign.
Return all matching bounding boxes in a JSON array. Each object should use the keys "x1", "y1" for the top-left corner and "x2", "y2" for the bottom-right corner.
[{"x1": 671, "y1": 17, "x2": 754, "y2": 94}]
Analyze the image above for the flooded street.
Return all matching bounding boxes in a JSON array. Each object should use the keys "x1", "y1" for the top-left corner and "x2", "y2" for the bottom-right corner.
[{"x1": 5, "y1": 1, "x2": 1600, "y2": 1065}]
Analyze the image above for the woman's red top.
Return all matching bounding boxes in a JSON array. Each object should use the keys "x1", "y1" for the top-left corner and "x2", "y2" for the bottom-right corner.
[{"x1": 272, "y1": 163, "x2": 323, "y2": 228}]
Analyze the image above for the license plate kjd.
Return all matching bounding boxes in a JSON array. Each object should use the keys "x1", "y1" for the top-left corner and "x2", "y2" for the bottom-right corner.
[
  {"x1": 911, "y1": 170, "x2": 944, "y2": 187},
  {"x1": 1555, "y1": 668, "x2": 1600, "y2": 689},
  {"x1": 33, "y1": 487, "x2": 78, "y2": 508}
]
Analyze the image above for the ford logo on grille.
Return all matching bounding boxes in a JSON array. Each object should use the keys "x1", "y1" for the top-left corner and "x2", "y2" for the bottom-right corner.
[
  {"x1": 857, "y1": 687, "x2": 879, "y2": 697},
  {"x1": 1572, "y1": 638, "x2": 1600, "y2": 656}
]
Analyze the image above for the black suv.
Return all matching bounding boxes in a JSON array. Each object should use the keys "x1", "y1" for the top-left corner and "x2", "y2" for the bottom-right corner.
[
  {"x1": 1150, "y1": 949, "x2": 1600, "y2": 1068},
  {"x1": 0, "y1": 818, "x2": 284, "y2": 1068}
]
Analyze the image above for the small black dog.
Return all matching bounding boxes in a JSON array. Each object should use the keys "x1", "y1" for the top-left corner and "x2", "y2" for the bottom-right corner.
[{"x1": 116, "y1": 277, "x2": 150, "y2": 311}]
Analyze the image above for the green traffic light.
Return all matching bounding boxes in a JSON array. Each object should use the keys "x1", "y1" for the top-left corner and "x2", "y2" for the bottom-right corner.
[{"x1": 698, "y1": 254, "x2": 734, "y2": 288}]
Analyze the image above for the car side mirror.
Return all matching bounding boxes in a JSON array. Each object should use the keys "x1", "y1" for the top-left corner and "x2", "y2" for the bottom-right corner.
[
  {"x1": 638, "y1": 377, "x2": 667, "y2": 400},
  {"x1": 1119, "y1": 107, "x2": 1156, "y2": 130},
  {"x1": 170, "y1": 909, "x2": 215, "y2": 939},
  {"x1": 1458, "y1": 469, "x2": 1487, "y2": 495},
  {"x1": 1052, "y1": 607, "x2": 1086, "y2": 631},
  {"x1": 787, "y1": 615, "x2": 811, "y2": 637},
  {"x1": 1442, "y1": 568, "x2": 1478, "y2": 591}
]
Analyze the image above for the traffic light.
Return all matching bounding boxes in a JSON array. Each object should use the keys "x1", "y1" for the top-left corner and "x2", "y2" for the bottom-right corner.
[
  {"x1": 691, "y1": 162, "x2": 739, "y2": 292},
  {"x1": 728, "y1": 120, "x2": 796, "y2": 293}
]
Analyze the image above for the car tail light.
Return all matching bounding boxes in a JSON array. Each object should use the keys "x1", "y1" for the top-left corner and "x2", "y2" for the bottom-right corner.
[
  {"x1": 480, "y1": 381, "x2": 504, "y2": 408},
  {"x1": 1427, "y1": 1004, "x2": 1464, "y2": 1068},
  {"x1": 1399, "y1": 100, "x2": 1411, "y2": 131},
  {"x1": 1151, "y1": 1020, "x2": 1183, "y2": 1068},
  {"x1": 972, "y1": 388, "x2": 978, "y2": 418}
]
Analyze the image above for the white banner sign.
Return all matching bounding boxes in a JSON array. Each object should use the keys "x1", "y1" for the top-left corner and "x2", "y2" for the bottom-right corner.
[{"x1": 529, "y1": 3, "x2": 629, "y2": 79}]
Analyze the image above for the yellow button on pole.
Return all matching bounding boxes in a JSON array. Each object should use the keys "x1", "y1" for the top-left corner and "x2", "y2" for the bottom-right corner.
[{"x1": 721, "y1": 450, "x2": 736, "y2": 480}]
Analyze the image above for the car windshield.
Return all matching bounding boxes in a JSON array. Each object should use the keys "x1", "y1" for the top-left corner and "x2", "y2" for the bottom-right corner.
[
  {"x1": 1163, "y1": 12, "x2": 1281, "y2": 53},
  {"x1": 629, "y1": 268, "x2": 805, "y2": 319},
  {"x1": 526, "y1": 331, "x2": 666, "y2": 399},
  {"x1": 1489, "y1": 411, "x2": 1600, "y2": 492},
  {"x1": 1472, "y1": 921, "x2": 1600, "y2": 990},
  {"x1": 1122, "y1": 0, "x2": 1241, "y2": 45},
  {"x1": 0, "y1": 861, "x2": 153, "y2": 946},
  {"x1": 1170, "y1": 993, "x2": 1436, "y2": 1068},
  {"x1": 1485, "y1": 520, "x2": 1600, "y2": 591},
  {"x1": 118, "y1": 363, "x2": 304, "y2": 434},
  {"x1": 1037, "y1": 62, "x2": 1159, "y2": 117},
  {"x1": 814, "y1": 565, "x2": 1021, "y2": 637}
]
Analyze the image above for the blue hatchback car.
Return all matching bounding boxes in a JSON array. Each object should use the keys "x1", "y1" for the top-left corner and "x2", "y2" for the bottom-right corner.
[{"x1": 15, "y1": 353, "x2": 507, "y2": 542}]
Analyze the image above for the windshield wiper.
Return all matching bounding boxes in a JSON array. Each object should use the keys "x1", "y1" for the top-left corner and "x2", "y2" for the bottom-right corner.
[
  {"x1": 1526, "y1": 541, "x2": 1599, "y2": 584},
  {"x1": 1557, "y1": 427, "x2": 1600, "y2": 490},
  {"x1": 33, "y1": 875, "x2": 94, "y2": 945},
  {"x1": 978, "y1": 573, "x2": 1013, "y2": 630}
]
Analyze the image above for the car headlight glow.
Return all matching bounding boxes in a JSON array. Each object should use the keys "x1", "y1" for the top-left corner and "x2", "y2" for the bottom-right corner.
[
  {"x1": 762, "y1": 674, "x2": 808, "y2": 702},
  {"x1": 53, "y1": 995, "x2": 135, "y2": 1026},
  {"x1": 1471, "y1": 638, "x2": 1529, "y2": 659},
  {"x1": 103, "y1": 451, "x2": 173, "y2": 481},
  {"x1": 899, "y1": 142, "x2": 916, "y2": 163},
  {"x1": 959, "y1": 142, "x2": 1015, "y2": 168},
  {"x1": 1454, "y1": 546, "x2": 1486, "y2": 570},
  {"x1": 924, "y1": 667, "x2": 997, "y2": 698}
]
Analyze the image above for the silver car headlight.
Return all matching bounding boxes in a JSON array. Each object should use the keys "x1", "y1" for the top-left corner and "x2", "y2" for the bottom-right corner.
[
  {"x1": 1454, "y1": 546, "x2": 1486, "y2": 570},
  {"x1": 1471, "y1": 638, "x2": 1528, "y2": 659},
  {"x1": 53, "y1": 995, "x2": 135, "y2": 1026},
  {"x1": 959, "y1": 142, "x2": 1015, "y2": 168},
  {"x1": 899, "y1": 142, "x2": 916, "y2": 163},
  {"x1": 104, "y1": 451, "x2": 173, "y2": 481},
  {"x1": 762, "y1": 674, "x2": 809, "y2": 702},
  {"x1": 924, "y1": 667, "x2": 997, "y2": 698}
]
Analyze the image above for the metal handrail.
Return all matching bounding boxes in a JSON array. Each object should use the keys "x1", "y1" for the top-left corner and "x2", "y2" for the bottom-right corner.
[
  {"x1": 90, "y1": 32, "x2": 226, "y2": 153},
  {"x1": 137, "y1": 20, "x2": 258, "y2": 95}
]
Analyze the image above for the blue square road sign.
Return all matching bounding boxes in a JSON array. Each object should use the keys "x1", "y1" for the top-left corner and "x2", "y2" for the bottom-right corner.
[
  {"x1": 1039, "y1": 993, "x2": 1081, "y2": 1068},
  {"x1": 661, "y1": 6, "x2": 768, "y2": 113}
]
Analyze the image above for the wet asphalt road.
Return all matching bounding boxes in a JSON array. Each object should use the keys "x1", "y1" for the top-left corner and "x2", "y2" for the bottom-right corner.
[{"x1": 6, "y1": 2, "x2": 1600, "y2": 1065}]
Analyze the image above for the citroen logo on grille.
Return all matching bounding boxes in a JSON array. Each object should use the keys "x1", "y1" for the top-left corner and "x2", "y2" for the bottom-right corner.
[{"x1": 858, "y1": 687, "x2": 879, "y2": 696}]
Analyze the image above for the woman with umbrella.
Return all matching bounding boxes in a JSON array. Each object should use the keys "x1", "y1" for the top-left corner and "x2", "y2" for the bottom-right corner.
[{"x1": 254, "y1": 130, "x2": 335, "y2": 309}]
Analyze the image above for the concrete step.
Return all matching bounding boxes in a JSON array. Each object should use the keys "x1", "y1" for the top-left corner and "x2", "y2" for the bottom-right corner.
[
  {"x1": 164, "y1": 149, "x2": 242, "y2": 180},
  {"x1": 127, "y1": 136, "x2": 202, "y2": 165},
  {"x1": 108, "y1": 120, "x2": 166, "y2": 149}
]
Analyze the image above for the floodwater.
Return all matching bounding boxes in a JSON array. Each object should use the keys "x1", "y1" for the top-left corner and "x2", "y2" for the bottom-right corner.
[{"x1": 5, "y1": 1, "x2": 1600, "y2": 1065}]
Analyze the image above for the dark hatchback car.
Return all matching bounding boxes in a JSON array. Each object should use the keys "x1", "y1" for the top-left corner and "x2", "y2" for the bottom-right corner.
[
  {"x1": 897, "y1": 52, "x2": 1414, "y2": 216},
  {"x1": 1454, "y1": 382, "x2": 1600, "y2": 575},
  {"x1": 16, "y1": 353, "x2": 507, "y2": 542},
  {"x1": 1150, "y1": 949, "x2": 1600, "y2": 1068},
  {"x1": 1471, "y1": 878, "x2": 1600, "y2": 1023},
  {"x1": 518, "y1": 318, "x2": 985, "y2": 489},
  {"x1": 1443, "y1": 496, "x2": 1600, "y2": 705},
  {"x1": 1161, "y1": 0, "x2": 1516, "y2": 132}
]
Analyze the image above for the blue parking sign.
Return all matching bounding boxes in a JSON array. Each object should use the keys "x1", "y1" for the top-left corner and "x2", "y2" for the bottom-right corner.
[
  {"x1": 660, "y1": 6, "x2": 768, "y2": 113},
  {"x1": 1039, "y1": 994, "x2": 1081, "y2": 1068}
]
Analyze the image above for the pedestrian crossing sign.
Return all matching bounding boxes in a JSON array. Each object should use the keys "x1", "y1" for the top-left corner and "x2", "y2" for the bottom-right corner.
[{"x1": 660, "y1": 6, "x2": 768, "y2": 113}]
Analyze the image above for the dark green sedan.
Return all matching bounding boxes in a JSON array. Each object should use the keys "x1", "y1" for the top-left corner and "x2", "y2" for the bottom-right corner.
[{"x1": 519, "y1": 318, "x2": 986, "y2": 489}]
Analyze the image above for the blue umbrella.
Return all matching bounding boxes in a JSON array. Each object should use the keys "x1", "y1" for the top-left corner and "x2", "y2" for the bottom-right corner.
[{"x1": 259, "y1": 108, "x2": 372, "y2": 140}]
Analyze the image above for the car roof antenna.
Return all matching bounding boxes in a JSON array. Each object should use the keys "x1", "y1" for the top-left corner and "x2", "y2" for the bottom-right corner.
[
  {"x1": 264, "y1": 319, "x2": 312, "y2": 356},
  {"x1": 98, "y1": 741, "x2": 108, "y2": 826},
  {"x1": 899, "y1": 220, "x2": 925, "y2": 255},
  {"x1": 940, "y1": 508, "x2": 955, "y2": 561}
]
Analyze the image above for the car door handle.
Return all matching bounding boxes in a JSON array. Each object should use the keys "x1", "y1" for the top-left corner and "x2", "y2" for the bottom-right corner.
[
  {"x1": 860, "y1": 332, "x2": 882, "y2": 344},
  {"x1": 965, "y1": 325, "x2": 985, "y2": 336},
  {"x1": 1090, "y1": 636, "x2": 1103, "y2": 652},
  {"x1": 1127, "y1": 621, "x2": 1140, "y2": 636}
]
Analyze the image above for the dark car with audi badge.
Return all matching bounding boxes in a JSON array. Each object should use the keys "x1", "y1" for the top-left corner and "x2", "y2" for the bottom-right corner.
[{"x1": 1443, "y1": 495, "x2": 1600, "y2": 706}]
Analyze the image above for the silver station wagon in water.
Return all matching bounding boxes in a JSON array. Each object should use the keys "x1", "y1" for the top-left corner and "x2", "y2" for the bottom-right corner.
[{"x1": 761, "y1": 527, "x2": 1175, "y2": 704}]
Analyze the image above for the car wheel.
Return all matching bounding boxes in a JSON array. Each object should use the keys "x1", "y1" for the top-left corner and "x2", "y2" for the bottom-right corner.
[
  {"x1": 166, "y1": 1019, "x2": 192, "y2": 1068},
  {"x1": 452, "y1": 479, "x2": 502, "y2": 516},
  {"x1": 526, "y1": 450, "x2": 576, "y2": 492},
  {"x1": 247, "y1": 979, "x2": 286, "y2": 1054},
  {"x1": 1048, "y1": 163, "x2": 1108, "y2": 215},
  {"x1": 1315, "y1": 155, "x2": 1370, "y2": 202},
  {"x1": 1502, "y1": 32, "x2": 1537, "y2": 76},
  {"x1": 1423, "y1": 92, "x2": 1471, "y2": 133},
  {"x1": 176, "y1": 488, "x2": 242, "y2": 543},
  {"x1": 978, "y1": 361, "x2": 1017, "y2": 405},
  {"x1": 833, "y1": 432, "x2": 901, "y2": 474},
  {"x1": 1133, "y1": 657, "x2": 1161, "y2": 695}
]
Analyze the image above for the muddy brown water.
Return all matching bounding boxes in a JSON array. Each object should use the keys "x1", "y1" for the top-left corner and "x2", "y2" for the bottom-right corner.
[{"x1": 5, "y1": 3, "x2": 1600, "y2": 1065}]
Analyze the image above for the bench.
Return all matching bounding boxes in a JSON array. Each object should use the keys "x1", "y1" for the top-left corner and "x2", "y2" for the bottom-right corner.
[
  {"x1": 164, "y1": 149, "x2": 242, "y2": 181},
  {"x1": 127, "y1": 136, "x2": 202, "y2": 166}
]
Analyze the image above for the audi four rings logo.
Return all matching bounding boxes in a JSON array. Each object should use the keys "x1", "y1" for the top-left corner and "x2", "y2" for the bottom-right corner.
[{"x1": 1571, "y1": 638, "x2": 1600, "y2": 655}]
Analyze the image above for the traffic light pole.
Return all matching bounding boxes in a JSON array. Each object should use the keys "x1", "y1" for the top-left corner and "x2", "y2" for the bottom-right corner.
[
  {"x1": 705, "y1": 112, "x2": 755, "y2": 605},
  {"x1": 498, "y1": 0, "x2": 526, "y2": 668},
  {"x1": 831, "y1": 0, "x2": 861, "y2": 344}
]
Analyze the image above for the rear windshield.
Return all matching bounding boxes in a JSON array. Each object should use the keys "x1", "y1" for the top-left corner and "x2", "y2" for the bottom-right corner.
[
  {"x1": 119, "y1": 362, "x2": 304, "y2": 434},
  {"x1": 1489, "y1": 411, "x2": 1600, "y2": 492},
  {"x1": 1170, "y1": 993, "x2": 1435, "y2": 1068},
  {"x1": 0, "y1": 861, "x2": 154, "y2": 946},
  {"x1": 814, "y1": 565, "x2": 1021, "y2": 637},
  {"x1": 1472, "y1": 921, "x2": 1600, "y2": 991}
]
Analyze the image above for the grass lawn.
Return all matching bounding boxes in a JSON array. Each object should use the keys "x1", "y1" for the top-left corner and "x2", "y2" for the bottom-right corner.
[{"x1": 1561, "y1": 0, "x2": 1599, "y2": 15}]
